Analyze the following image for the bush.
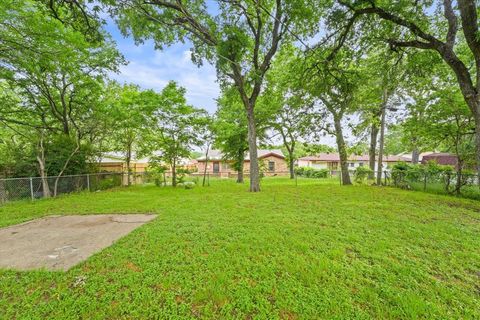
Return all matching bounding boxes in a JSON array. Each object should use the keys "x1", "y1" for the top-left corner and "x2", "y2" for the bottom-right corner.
[
  {"x1": 97, "y1": 178, "x2": 115, "y2": 190},
  {"x1": 176, "y1": 168, "x2": 191, "y2": 185},
  {"x1": 354, "y1": 166, "x2": 373, "y2": 184},
  {"x1": 391, "y1": 161, "x2": 457, "y2": 191},
  {"x1": 295, "y1": 167, "x2": 329, "y2": 179}
]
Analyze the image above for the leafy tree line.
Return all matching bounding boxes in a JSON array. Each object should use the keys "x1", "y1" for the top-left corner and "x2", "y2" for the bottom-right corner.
[
  {"x1": 0, "y1": 1, "x2": 209, "y2": 194},
  {"x1": 2, "y1": 0, "x2": 478, "y2": 193}
]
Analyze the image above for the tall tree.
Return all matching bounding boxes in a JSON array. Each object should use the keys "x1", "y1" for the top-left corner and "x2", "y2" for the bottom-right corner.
[
  {"x1": 262, "y1": 50, "x2": 320, "y2": 179},
  {"x1": 303, "y1": 49, "x2": 359, "y2": 185},
  {"x1": 146, "y1": 81, "x2": 208, "y2": 187},
  {"x1": 336, "y1": 0, "x2": 480, "y2": 175},
  {"x1": 0, "y1": 0, "x2": 122, "y2": 195},
  {"x1": 102, "y1": 0, "x2": 322, "y2": 191},
  {"x1": 214, "y1": 88, "x2": 249, "y2": 183},
  {"x1": 106, "y1": 83, "x2": 153, "y2": 185}
]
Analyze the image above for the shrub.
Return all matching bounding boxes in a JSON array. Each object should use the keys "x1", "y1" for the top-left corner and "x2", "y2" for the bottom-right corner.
[
  {"x1": 354, "y1": 166, "x2": 373, "y2": 184},
  {"x1": 294, "y1": 167, "x2": 305, "y2": 176},
  {"x1": 295, "y1": 167, "x2": 329, "y2": 179},
  {"x1": 97, "y1": 178, "x2": 115, "y2": 190},
  {"x1": 176, "y1": 168, "x2": 191, "y2": 185}
]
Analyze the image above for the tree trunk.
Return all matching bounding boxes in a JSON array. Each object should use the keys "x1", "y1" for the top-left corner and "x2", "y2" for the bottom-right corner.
[
  {"x1": 126, "y1": 145, "x2": 132, "y2": 186},
  {"x1": 53, "y1": 143, "x2": 80, "y2": 197},
  {"x1": 333, "y1": 115, "x2": 352, "y2": 185},
  {"x1": 246, "y1": 107, "x2": 260, "y2": 192},
  {"x1": 475, "y1": 113, "x2": 480, "y2": 183},
  {"x1": 288, "y1": 150, "x2": 295, "y2": 179},
  {"x1": 37, "y1": 156, "x2": 50, "y2": 198},
  {"x1": 171, "y1": 159, "x2": 177, "y2": 187},
  {"x1": 237, "y1": 162, "x2": 244, "y2": 183},
  {"x1": 369, "y1": 123, "x2": 379, "y2": 179},
  {"x1": 236, "y1": 149, "x2": 245, "y2": 183},
  {"x1": 36, "y1": 133, "x2": 51, "y2": 198},
  {"x1": 377, "y1": 88, "x2": 388, "y2": 185},
  {"x1": 411, "y1": 148, "x2": 420, "y2": 164},
  {"x1": 455, "y1": 162, "x2": 463, "y2": 195},
  {"x1": 202, "y1": 143, "x2": 210, "y2": 187}
]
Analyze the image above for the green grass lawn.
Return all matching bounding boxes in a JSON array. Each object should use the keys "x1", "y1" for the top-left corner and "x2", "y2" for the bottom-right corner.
[{"x1": 1, "y1": 178, "x2": 479, "y2": 319}]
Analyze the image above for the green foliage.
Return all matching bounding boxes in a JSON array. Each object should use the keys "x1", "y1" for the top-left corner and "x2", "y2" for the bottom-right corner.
[
  {"x1": 0, "y1": 0, "x2": 123, "y2": 179},
  {"x1": 295, "y1": 167, "x2": 329, "y2": 178},
  {"x1": 1, "y1": 178, "x2": 479, "y2": 318},
  {"x1": 213, "y1": 86, "x2": 249, "y2": 172},
  {"x1": 44, "y1": 135, "x2": 91, "y2": 176},
  {"x1": 354, "y1": 166, "x2": 373, "y2": 184},
  {"x1": 391, "y1": 161, "x2": 465, "y2": 195},
  {"x1": 97, "y1": 178, "x2": 116, "y2": 190},
  {"x1": 142, "y1": 81, "x2": 208, "y2": 186}
]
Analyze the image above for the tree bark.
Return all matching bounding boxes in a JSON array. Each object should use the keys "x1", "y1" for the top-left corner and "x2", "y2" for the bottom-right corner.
[
  {"x1": 411, "y1": 148, "x2": 420, "y2": 164},
  {"x1": 333, "y1": 115, "x2": 352, "y2": 185},
  {"x1": 171, "y1": 159, "x2": 177, "y2": 187},
  {"x1": 202, "y1": 143, "x2": 210, "y2": 187},
  {"x1": 474, "y1": 112, "x2": 480, "y2": 182},
  {"x1": 236, "y1": 148, "x2": 245, "y2": 183},
  {"x1": 377, "y1": 88, "x2": 388, "y2": 185},
  {"x1": 126, "y1": 143, "x2": 132, "y2": 186},
  {"x1": 246, "y1": 107, "x2": 260, "y2": 192},
  {"x1": 36, "y1": 133, "x2": 51, "y2": 198},
  {"x1": 237, "y1": 162, "x2": 244, "y2": 183},
  {"x1": 369, "y1": 123, "x2": 379, "y2": 179},
  {"x1": 288, "y1": 150, "x2": 295, "y2": 179},
  {"x1": 53, "y1": 143, "x2": 80, "y2": 197}
]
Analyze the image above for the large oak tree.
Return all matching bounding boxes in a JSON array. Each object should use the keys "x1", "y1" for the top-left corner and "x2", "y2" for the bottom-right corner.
[{"x1": 102, "y1": 0, "x2": 322, "y2": 191}]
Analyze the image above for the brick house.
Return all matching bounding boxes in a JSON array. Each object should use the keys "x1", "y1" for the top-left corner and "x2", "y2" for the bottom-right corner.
[
  {"x1": 196, "y1": 149, "x2": 288, "y2": 178},
  {"x1": 298, "y1": 153, "x2": 409, "y2": 172}
]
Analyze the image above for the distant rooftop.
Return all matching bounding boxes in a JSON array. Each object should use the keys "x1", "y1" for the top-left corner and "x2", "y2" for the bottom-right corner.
[
  {"x1": 197, "y1": 149, "x2": 284, "y2": 161},
  {"x1": 299, "y1": 153, "x2": 409, "y2": 162}
]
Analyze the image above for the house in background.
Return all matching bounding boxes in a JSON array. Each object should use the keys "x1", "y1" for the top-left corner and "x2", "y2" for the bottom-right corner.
[
  {"x1": 396, "y1": 151, "x2": 435, "y2": 163},
  {"x1": 96, "y1": 152, "x2": 196, "y2": 173},
  {"x1": 421, "y1": 153, "x2": 459, "y2": 169},
  {"x1": 196, "y1": 149, "x2": 288, "y2": 178},
  {"x1": 96, "y1": 153, "x2": 149, "y2": 173},
  {"x1": 298, "y1": 153, "x2": 410, "y2": 172}
]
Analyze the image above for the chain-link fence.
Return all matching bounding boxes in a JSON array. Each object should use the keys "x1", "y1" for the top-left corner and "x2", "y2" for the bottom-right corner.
[
  {"x1": 0, "y1": 172, "x2": 123, "y2": 205},
  {"x1": 0, "y1": 171, "x2": 236, "y2": 205},
  {"x1": 384, "y1": 170, "x2": 480, "y2": 200}
]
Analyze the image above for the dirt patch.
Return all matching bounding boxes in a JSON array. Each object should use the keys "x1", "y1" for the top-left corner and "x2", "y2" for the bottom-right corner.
[{"x1": 0, "y1": 214, "x2": 156, "y2": 271}]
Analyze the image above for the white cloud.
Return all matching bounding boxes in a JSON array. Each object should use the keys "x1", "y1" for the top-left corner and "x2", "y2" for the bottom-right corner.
[{"x1": 110, "y1": 43, "x2": 220, "y2": 113}]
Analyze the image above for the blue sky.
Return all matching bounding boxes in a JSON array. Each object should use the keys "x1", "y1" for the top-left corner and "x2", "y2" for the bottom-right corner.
[{"x1": 103, "y1": 20, "x2": 220, "y2": 113}]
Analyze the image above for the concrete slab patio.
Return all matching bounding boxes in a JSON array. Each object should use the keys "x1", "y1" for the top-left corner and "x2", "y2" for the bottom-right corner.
[{"x1": 0, "y1": 214, "x2": 156, "y2": 271}]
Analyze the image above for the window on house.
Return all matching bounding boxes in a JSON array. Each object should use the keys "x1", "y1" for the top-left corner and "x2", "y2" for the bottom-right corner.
[
  {"x1": 359, "y1": 162, "x2": 364, "y2": 167},
  {"x1": 349, "y1": 162, "x2": 355, "y2": 167},
  {"x1": 268, "y1": 161, "x2": 275, "y2": 172}
]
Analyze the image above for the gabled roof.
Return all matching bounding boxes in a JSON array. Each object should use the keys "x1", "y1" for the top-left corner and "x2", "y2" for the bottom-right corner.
[
  {"x1": 396, "y1": 151, "x2": 435, "y2": 161},
  {"x1": 299, "y1": 153, "x2": 409, "y2": 162},
  {"x1": 197, "y1": 149, "x2": 285, "y2": 161},
  {"x1": 421, "y1": 153, "x2": 458, "y2": 166}
]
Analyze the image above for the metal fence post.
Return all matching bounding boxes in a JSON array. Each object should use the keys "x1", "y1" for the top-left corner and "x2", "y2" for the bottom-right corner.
[
  {"x1": 29, "y1": 177, "x2": 34, "y2": 201},
  {"x1": 87, "y1": 174, "x2": 90, "y2": 191}
]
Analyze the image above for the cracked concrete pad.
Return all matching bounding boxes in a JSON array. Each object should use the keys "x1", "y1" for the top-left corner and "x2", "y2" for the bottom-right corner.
[{"x1": 0, "y1": 214, "x2": 156, "y2": 271}]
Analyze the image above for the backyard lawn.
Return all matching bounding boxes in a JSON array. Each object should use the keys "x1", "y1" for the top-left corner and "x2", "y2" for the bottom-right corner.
[{"x1": 0, "y1": 178, "x2": 479, "y2": 319}]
